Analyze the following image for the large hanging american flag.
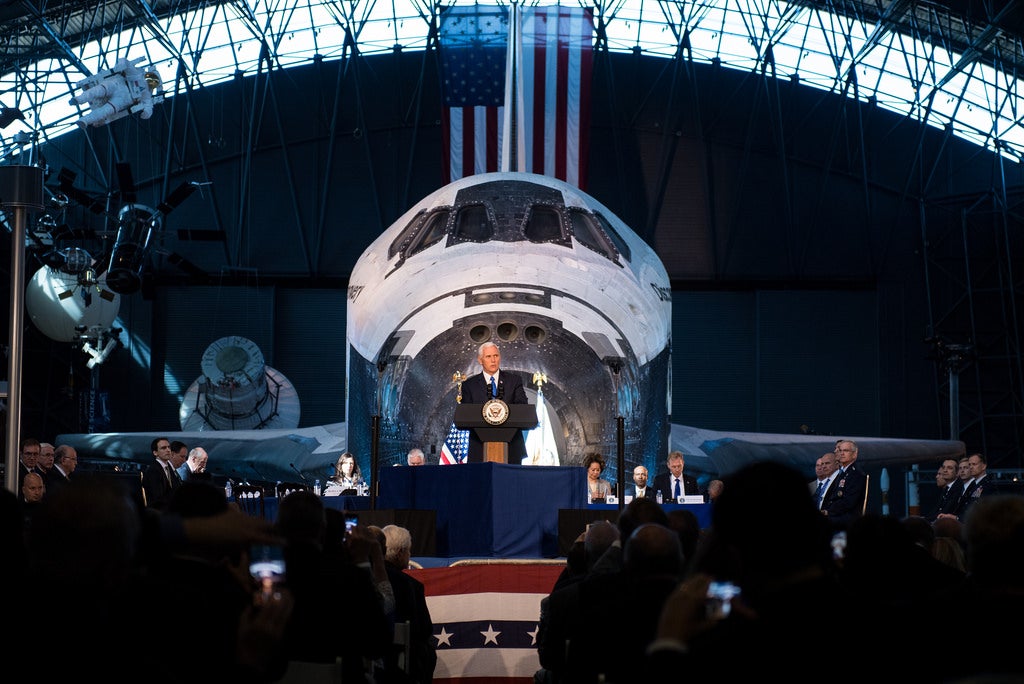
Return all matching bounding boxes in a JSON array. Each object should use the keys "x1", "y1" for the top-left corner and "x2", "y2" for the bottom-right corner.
[
  {"x1": 439, "y1": 5, "x2": 510, "y2": 183},
  {"x1": 439, "y1": 4, "x2": 594, "y2": 189}
]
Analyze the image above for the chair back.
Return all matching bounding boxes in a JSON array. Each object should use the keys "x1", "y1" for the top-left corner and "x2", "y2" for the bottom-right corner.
[
  {"x1": 276, "y1": 481, "x2": 311, "y2": 498},
  {"x1": 274, "y1": 657, "x2": 343, "y2": 683},
  {"x1": 393, "y1": 620, "x2": 412, "y2": 674},
  {"x1": 233, "y1": 484, "x2": 266, "y2": 518}
]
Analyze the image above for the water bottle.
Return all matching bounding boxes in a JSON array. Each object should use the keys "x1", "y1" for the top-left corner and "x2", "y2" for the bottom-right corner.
[
  {"x1": 313, "y1": 478, "x2": 321, "y2": 496},
  {"x1": 656, "y1": 490, "x2": 663, "y2": 504},
  {"x1": 225, "y1": 479, "x2": 233, "y2": 500}
]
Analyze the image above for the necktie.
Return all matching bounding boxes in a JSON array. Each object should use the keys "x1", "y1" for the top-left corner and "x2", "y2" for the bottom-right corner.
[
  {"x1": 815, "y1": 480, "x2": 826, "y2": 508},
  {"x1": 165, "y1": 463, "x2": 178, "y2": 488},
  {"x1": 674, "y1": 478, "x2": 681, "y2": 499},
  {"x1": 490, "y1": 376, "x2": 497, "y2": 397}
]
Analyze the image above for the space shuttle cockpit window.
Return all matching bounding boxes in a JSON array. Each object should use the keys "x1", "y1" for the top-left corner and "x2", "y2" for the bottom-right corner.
[
  {"x1": 389, "y1": 210, "x2": 428, "y2": 259},
  {"x1": 523, "y1": 205, "x2": 569, "y2": 244},
  {"x1": 452, "y1": 204, "x2": 492, "y2": 242},
  {"x1": 570, "y1": 210, "x2": 621, "y2": 265},
  {"x1": 407, "y1": 209, "x2": 451, "y2": 257},
  {"x1": 593, "y1": 213, "x2": 631, "y2": 263}
]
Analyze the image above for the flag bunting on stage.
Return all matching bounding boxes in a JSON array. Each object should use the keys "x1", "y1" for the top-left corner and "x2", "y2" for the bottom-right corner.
[
  {"x1": 417, "y1": 563, "x2": 565, "y2": 683},
  {"x1": 439, "y1": 420, "x2": 470, "y2": 465},
  {"x1": 439, "y1": 4, "x2": 594, "y2": 189}
]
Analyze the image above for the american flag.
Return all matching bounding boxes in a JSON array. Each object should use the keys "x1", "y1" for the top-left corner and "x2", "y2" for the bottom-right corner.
[
  {"x1": 439, "y1": 421, "x2": 470, "y2": 465},
  {"x1": 418, "y1": 563, "x2": 564, "y2": 683},
  {"x1": 439, "y1": 5, "x2": 510, "y2": 183},
  {"x1": 516, "y1": 5, "x2": 594, "y2": 189},
  {"x1": 439, "y1": 4, "x2": 594, "y2": 189}
]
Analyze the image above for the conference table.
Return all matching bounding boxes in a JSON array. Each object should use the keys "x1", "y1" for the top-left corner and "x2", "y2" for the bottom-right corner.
[{"x1": 557, "y1": 502, "x2": 712, "y2": 556}]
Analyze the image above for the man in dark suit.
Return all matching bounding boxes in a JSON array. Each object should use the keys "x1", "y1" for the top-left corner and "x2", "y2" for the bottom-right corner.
[
  {"x1": 141, "y1": 436, "x2": 181, "y2": 509},
  {"x1": 44, "y1": 444, "x2": 77, "y2": 499},
  {"x1": 626, "y1": 465, "x2": 655, "y2": 499},
  {"x1": 821, "y1": 439, "x2": 868, "y2": 529},
  {"x1": 458, "y1": 342, "x2": 529, "y2": 462},
  {"x1": 652, "y1": 451, "x2": 699, "y2": 502},
  {"x1": 381, "y1": 524, "x2": 437, "y2": 684},
  {"x1": 928, "y1": 457, "x2": 960, "y2": 521}
]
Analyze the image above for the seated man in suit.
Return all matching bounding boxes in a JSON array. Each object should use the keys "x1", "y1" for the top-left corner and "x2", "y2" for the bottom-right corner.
[
  {"x1": 652, "y1": 451, "x2": 700, "y2": 502},
  {"x1": 458, "y1": 342, "x2": 529, "y2": 463},
  {"x1": 627, "y1": 465, "x2": 655, "y2": 500}
]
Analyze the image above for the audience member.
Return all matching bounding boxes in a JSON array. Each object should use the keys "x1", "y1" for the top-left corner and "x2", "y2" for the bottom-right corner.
[
  {"x1": 44, "y1": 444, "x2": 77, "y2": 499},
  {"x1": 951, "y1": 495, "x2": 1024, "y2": 679},
  {"x1": 169, "y1": 440, "x2": 189, "y2": 473},
  {"x1": 179, "y1": 446, "x2": 211, "y2": 481},
  {"x1": 665, "y1": 507, "x2": 701, "y2": 569},
  {"x1": 274, "y1": 490, "x2": 392, "y2": 682},
  {"x1": 652, "y1": 451, "x2": 699, "y2": 502},
  {"x1": 20, "y1": 471, "x2": 45, "y2": 532},
  {"x1": 809, "y1": 452, "x2": 839, "y2": 510},
  {"x1": 583, "y1": 452, "x2": 612, "y2": 501},
  {"x1": 141, "y1": 436, "x2": 181, "y2": 510},
  {"x1": 627, "y1": 465, "x2": 654, "y2": 499},
  {"x1": 937, "y1": 456, "x2": 973, "y2": 522},
  {"x1": 950, "y1": 452, "x2": 997, "y2": 521},
  {"x1": 17, "y1": 437, "x2": 42, "y2": 499},
  {"x1": 563, "y1": 523, "x2": 685, "y2": 683},
  {"x1": 821, "y1": 439, "x2": 868, "y2": 529},
  {"x1": 36, "y1": 442, "x2": 55, "y2": 475},
  {"x1": 646, "y1": 461, "x2": 854, "y2": 681},
  {"x1": 705, "y1": 479, "x2": 724, "y2": 502},
  {"x1": 381, "y1": 524, "x2": 437, "y2": 684},
  {"x1": 324, "y1": 452, "x2": 365, "y2": 495},
  {"x1": 406, "y1": 448, "x2": 426, "y2": 466},
  {"x1": 536, "y1": 519, "x2": 621, "y2": 681},
  {"x1": 928, "y1": 457, "x2": 961, "y2": 521}
]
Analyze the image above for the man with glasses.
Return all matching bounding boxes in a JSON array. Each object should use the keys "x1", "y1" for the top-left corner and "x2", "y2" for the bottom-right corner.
[{"x1": 821, "y1": 439, "x2": 868, "y2": 529}]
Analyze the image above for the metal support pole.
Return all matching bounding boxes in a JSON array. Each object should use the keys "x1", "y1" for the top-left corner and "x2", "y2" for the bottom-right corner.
[{"x1": 1, "y1": 165, "x2": 44, "y2": 494}]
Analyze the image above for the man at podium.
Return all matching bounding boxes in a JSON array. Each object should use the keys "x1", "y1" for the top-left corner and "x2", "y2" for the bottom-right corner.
[{"x1": 460, "y1": 342, "x2": 529, "y2": 462}]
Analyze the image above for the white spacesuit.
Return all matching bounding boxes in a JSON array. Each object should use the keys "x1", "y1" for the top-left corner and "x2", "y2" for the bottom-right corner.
[{"x1": 70, "y1": 56, "x2": 162, "y2": 128}]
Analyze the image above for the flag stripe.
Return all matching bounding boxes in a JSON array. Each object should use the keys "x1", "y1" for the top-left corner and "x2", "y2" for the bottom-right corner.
[
  {"x1": 520, "y1": 6, "x2": 593, "y2": 188},
  {"x1": 417, "y1": 564, "x2": 565, "y2": 683}
]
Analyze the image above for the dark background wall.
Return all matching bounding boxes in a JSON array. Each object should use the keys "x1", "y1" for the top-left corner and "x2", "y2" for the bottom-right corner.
[{"x1": 4, "y1": 48, "x2": 1021, "y2": 467}]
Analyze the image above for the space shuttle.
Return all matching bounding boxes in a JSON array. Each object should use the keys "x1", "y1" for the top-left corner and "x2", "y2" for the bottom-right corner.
[{"x1": 58, "y1": 171, "x2": 964, "y2": 490}]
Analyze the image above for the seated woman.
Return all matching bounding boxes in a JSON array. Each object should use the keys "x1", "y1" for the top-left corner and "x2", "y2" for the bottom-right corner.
[
  {"x1": 584, "y1": 452, "x2": 613, "y2": 502},
  {"x1": 323, "y1": 452, "x2": 366, "y2": 496}
]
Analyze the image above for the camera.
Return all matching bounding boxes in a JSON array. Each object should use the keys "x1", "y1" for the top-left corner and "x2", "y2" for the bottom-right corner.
[
  {"x1": 249, "y1": 543, "x2": 286, "y2": 605},
  {"x1": 706, "y1": 580, "x2": 740, "y2": 619},
  {"x1": 344, "y1": 513, "x2": 359, "y2": 534}
]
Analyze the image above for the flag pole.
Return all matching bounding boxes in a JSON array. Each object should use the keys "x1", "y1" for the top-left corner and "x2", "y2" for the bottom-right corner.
[{"x1": 500, "y1": 0, "x2": 521, "y2": 172}]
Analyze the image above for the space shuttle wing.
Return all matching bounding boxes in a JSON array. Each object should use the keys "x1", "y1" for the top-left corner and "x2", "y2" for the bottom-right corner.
[
  {"x1": 670, "y1": 423, "x2": 965, "y2": 478},
  {"x1": 57, "y1": 422, "x2": 347, "y2": 483}
]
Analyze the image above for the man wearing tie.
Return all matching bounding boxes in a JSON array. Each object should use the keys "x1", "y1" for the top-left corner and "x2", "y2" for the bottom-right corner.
[
  {"x1": 652, "y1": 451, "x2": 700, "y2": 502},
  {"x1": 141, "y1": 437, "x2": 182, "y2": 509},
  {"x1": 627, "y1": 465, "x2": 654, "y2": 499},
  {"x1": 459, "y1": 342, "x2": 529, "y2": 463},
  {"x1": 810, "y1": 453, "x2": 839, "y2": 511}
]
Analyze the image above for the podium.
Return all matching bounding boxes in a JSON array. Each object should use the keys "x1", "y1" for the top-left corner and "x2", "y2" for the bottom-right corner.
[{"x1": 455, "y1": 403, "x2": 538, "y2": 463}]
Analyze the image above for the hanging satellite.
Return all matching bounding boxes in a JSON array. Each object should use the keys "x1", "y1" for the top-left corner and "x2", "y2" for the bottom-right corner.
[
  {"x1": 179, "y1": 335, "x2": 300, "y2": 431},
  {"x1": 24, "y1": 246, "x2": 121, "y2": 343}
]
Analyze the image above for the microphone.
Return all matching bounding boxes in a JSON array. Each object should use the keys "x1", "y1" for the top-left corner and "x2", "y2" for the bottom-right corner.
[
  {"x1": 289, "y1": 463, "x2": 309, "y2": 483},
  {"x1": 248, "y1": 462, "x2": 269, "y2": 483}
]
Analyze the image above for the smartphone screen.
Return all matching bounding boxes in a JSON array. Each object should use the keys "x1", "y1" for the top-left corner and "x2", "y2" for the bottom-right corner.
[
  {"x1": 344, "y1": 513, "x2": 359, "y2": 534},
  {"x1": 250, "y1": 543, "x2": 286, "y2": 604}
]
